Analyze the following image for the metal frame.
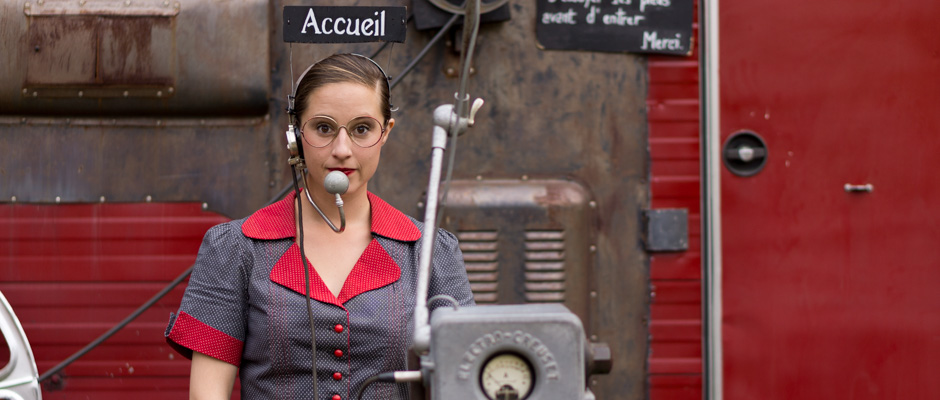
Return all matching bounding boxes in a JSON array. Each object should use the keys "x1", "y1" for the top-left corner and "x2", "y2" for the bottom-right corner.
[{"x1": 700, "y1": 0, "x2": 723, "y2": 399}]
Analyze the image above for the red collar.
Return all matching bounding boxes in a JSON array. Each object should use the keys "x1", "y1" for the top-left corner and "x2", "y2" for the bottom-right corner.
[
  {"x1": 241, "y1": 190, "x2": 420, "y2": 242},
  {"x1": 246, "y1": 191, "x2": 421, "y2": 306}
]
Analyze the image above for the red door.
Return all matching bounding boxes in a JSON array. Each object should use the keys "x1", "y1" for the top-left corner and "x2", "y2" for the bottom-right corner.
[{"x1": 719, "y1": 1, "x2": 940, "y2": 399}]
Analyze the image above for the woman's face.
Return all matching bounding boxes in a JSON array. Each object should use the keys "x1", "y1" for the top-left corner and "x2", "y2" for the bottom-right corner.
[{"x1": 299, "y1": 81, "x2": 394, "y2": 198}]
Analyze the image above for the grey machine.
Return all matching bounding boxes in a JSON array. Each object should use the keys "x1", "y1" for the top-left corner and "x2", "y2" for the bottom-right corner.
[{"x1": 400, "y1": 2, "x2": 612, "y2": 398}]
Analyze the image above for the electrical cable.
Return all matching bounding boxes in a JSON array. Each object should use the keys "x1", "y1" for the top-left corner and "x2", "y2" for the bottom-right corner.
[
  {"x1": 390, "y1": 13, "x2": 460, "y2": 89},
  {"x1": 427, "y1": 294, "x2": 460, "y2": 310},
  {"x1": 355, "y1": 372, "x2": 396, "y2": 400},
  {"x1": 291, "y1": 166, "x2": 320, "y2": 400}
]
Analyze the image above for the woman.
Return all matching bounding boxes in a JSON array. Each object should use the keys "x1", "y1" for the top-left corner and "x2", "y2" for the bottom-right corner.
[{"x1": 165, "y1": 54, "x2": 475, "y2": 400}]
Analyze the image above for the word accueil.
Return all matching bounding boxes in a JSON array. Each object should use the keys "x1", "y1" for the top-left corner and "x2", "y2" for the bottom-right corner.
[{"x1": 301, "y1": 9, "x2": 386, "y2": 37}]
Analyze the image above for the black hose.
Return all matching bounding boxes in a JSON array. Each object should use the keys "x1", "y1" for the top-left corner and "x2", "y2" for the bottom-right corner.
[
  {"x1": 38, "y1": 264, "x2": 194, "y2": 382},
  {"x1": 356, "y1": 372, "x2": 396, "y2": 400}
]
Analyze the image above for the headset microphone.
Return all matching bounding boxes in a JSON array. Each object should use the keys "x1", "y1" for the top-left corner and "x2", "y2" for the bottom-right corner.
[{"x1": 324, "y1": 170, "x2": 350, "y2": 195}]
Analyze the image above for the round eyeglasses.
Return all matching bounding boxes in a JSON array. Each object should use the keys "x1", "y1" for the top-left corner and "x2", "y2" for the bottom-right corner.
[{"x1": 300, "y1": 115, "x2": 387, "y2": 148}]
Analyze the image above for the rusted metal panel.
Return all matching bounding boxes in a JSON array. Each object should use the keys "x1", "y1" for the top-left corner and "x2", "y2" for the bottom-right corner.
[
  {"x1": 433, "y1": 179, "x2": 596, "y2": 323},
  {"x1": 4, "y1": 0, "x2": 267, "y2": 115}
]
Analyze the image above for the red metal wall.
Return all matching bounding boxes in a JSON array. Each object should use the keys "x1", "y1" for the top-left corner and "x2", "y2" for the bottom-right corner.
[
  {"x1": 646, "y1": 0, "x2": 703, "y2": 398},
  {"x1": 0, "y1": 203, "x2": 228, "y2": 399}
]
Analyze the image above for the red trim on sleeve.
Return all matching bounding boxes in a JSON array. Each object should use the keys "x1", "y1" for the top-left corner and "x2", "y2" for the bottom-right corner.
[{"x1": 166, "y1": 311, "x2": 243, "y2": 366}]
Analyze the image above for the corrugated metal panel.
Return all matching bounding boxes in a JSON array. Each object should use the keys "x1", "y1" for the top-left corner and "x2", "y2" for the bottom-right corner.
[
  {"x1": 0, "y1": 202, "x2": 229, "y2": 399},
  {"x1": 646, "y1": 0, "x2": 703, "y2": 398}
]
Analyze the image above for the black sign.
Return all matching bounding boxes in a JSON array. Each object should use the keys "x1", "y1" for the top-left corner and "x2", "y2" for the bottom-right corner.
[
  {"x1": 536, "y1": 0, "x2": 693, "y2": 55},
  {"x1": 283, "y1": 6, "x2": 407, "y2": 44}
]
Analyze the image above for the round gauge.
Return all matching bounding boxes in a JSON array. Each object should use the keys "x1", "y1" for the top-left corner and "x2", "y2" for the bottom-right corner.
[{"x1": 480, "y1": 353, "x2": 534, "y2": 400}]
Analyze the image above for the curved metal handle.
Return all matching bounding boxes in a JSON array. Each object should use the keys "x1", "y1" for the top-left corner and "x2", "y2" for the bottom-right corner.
[{"x1": 844, "y1": 183, "x2": 874, "y2": 193}]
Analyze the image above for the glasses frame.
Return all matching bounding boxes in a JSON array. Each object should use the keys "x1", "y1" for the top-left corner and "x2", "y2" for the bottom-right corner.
[{"x1": 300, "y1": 115, "x2": 388, "y2": 149}]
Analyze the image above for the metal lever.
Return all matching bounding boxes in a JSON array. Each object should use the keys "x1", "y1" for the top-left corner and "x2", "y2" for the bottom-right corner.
[
  {"x1": 844, "y1": 183, "x2": 873, "y2": 193},
  {"x1": 468, "y1": 98, "x2": 485, "y2": 127}
]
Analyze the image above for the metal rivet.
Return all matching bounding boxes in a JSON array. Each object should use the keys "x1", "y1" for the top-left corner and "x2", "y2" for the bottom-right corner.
[
  {"x1": 167, "y1": 87, "x2": 174, "y2": 93},
  {"x1": 590, "y1": 291, "x2": 597, "y2": 298},
  {"x1": 156, "y1": 90, "x2": 162, "y2": 97},
  {"x1": 445, "y1": 67, "x2": 456, "y2": 77},
  {"x1": 592, "y1": 379, "x2": 598, "y2": 386},
  {"x1": 34, "y1": 46, "x2": 40, "y2": 52},
  {"x1": 475, "y1": 175, "x2": 482, "y2": 181},
  {"x1": 55, "y1": 196, "x2": 61, "y2": 203},
  {"x1": 590, "y1": 245, "x2": 597, "y2": 253},
  {"x1": 521, "y1": 174, "x2": 528, "y2": 181},
  {"x1": 156, "y1": 120, "x2": 162, "y2": 126},
  {"x1": 22, "y1": 88, "x2": 28, "y2": 95},
  {"x1": 469, "y1": 67, "x2": 476, "y2": 75},
  {"x1": 201, "y1": 202, "x2": 208, "y2": 210},
  {"x1": 589, "y1": 201, "x2": 597, "y2": 208},
  {"x1": 590, "y1": 335, "x2": 598, "y2": 341},
  {"x1": 145, "y1": 195, "x2": 152, "y2": 202},
  {"x1": 32, "y1": 91, "x2": 38, "y2": 97},
  {"x1": 99, "y1": 196, "x2": 106, "y2": 203},
  {"x1": 10, "y1": 196, "x2": 16, "y2": 203},
  {"x1": 123, "y1": 91, "x2": 129, "y2": 97},
  {"x1": 77, "y1": 91, "x2": 83, "y2": 97},
  {"x1": 199, "y1": 119, "x2": 205, "y2": 125},
  {"x1": 417, "y1": 202, "x2": 424, "y2": 208},
  {"x1": 20, "y1": 118, "x2": 26, "y2": 123}
]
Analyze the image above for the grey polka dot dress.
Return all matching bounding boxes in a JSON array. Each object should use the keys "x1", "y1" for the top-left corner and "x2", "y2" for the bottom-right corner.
[{"x1": 165, "y1": 191, "x2": 475, "y2": 400}]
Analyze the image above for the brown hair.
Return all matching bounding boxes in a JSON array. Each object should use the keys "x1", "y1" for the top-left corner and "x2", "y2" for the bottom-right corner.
[{"x1": 293, "y1": 53, "x2": 392, "y2": 124}]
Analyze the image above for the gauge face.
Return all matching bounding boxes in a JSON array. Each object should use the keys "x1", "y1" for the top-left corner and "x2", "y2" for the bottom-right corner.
[{"x1": 480, "y1": 353, "x2": 534, "y2": 400}]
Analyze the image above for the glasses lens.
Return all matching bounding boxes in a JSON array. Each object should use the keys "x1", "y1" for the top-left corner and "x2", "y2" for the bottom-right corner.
[
  {"x1": 301, "y1": 116, "x2": 385, "y2": 148},
  {"x1": 301, "y1": 116, "x2": 340, "y2": 148},
  {"x1": 347, "y1": 117, "x2": 384, "y2": 147}
]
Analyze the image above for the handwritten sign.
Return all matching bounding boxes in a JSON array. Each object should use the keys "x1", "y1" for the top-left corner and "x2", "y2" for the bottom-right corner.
[
  {"x1": 536, "y1": 0, "x2": 692, "y2": 55},
  {"x1": 283, "y1": 6, "x2": 407, "y2": 44}
]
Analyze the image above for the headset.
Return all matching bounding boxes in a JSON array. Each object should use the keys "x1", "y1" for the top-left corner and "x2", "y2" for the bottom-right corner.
[
  {"x1": 285, "y1": 53, "x2": 394, "y2": 167},
  {"x1": 283, "y1": 53, "x2": 394, "y2": 400}
]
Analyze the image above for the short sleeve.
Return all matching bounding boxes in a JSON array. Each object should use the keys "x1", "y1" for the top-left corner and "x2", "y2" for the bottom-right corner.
[
  {"x1": 428, "y1": 228, "x2": 476, "y2": 309},
  {"x1": 165, "y1": 221, "x2": 251, "y2": 366}
]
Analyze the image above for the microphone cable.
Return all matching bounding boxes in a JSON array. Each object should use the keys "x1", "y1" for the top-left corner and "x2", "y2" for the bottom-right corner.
[{"x1": 291, "y1": 165, "x2": 320, "y2": 400}]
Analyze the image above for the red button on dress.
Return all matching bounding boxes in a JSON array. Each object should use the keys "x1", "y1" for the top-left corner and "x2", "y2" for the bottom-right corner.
[
  {"x1": 334, "y1": 349, "x2": 344, "y2": 357},
  {"x1": 332, "y1": 395, "x2": 341, "y2": 400},
  {"x1": 334, "y1": 324, "x2": 344, "y2": 333},
  {"x1": 333, "y1": 372, "x2": 343, "y2": 380}
]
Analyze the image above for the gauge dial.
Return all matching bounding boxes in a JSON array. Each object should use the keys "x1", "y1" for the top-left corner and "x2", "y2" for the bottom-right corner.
[{"x1": 480, "y1": 353, "x2": 534, "y2": 399}]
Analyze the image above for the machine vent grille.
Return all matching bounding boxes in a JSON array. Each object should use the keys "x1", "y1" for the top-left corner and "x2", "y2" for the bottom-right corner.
[
  {"x1": 524, "y1": 230, "x2": 566, "y2": 303},
  {"x1": 458, "y1": 230, "x2": 499, "y2": 304}
]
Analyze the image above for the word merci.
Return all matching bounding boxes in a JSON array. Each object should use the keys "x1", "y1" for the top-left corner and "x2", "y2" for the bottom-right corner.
[
  {"x1": 301, "y1": 9, "x2": 386, "y2": 36},
  {"x1": 457, "y1": 330, "x2": 561, "y2": 381},
  {"x1": 640, "y1": 31, "x2": 683, "y2": 51}
]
